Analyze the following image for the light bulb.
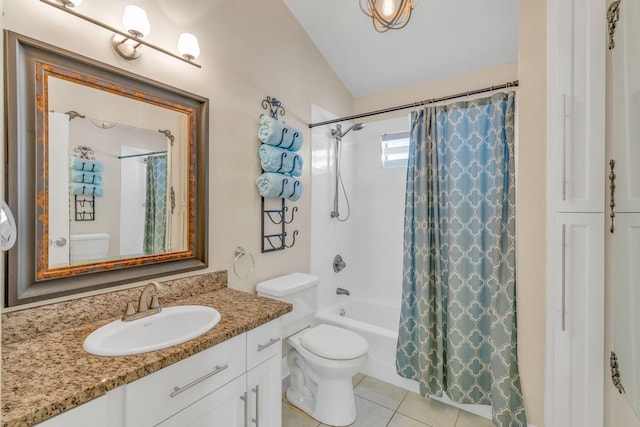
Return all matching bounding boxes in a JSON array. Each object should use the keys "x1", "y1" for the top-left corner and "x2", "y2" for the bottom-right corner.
[
  {"x1": 177, "y1": 33, "x2": 200, "y2": 60},
  {"x1": 381, "y1": 0, "x2": 396, "y2": 17},
  {"x1": 122, "y1": 5, "x2": 150, "y2": 37}
]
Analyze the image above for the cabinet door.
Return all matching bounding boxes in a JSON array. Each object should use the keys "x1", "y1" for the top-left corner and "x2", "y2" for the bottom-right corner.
[
  {"x1": 157, "y1": 375, "x2": 246, "y2": 427},
  {"x1": 549, "y1": 213, "x2": 604, "y2": 427},
  {"x1": 125, "y1": 334, "x2": 246, "y2": 426},
  {"x1": 246, "y1": 355, "x2": 282, "y2": 427},
  {"x1": 36, "y1": 394, "x2": 109, "y2": 427},
  {"x1": 609, "y1": 0, "x2": 640, "y2": 213},
  {"x1": 549, "y1": 0, "x2": 605, "y2": 212},
  {"x1": 611, "y1": 213, "x2": 640, "y2": 408}
]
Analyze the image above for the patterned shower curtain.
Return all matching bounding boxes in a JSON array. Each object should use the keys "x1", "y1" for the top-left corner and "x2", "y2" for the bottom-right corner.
[
  {"x1": 395, "y1": 92, "x2": 526, "y2": 426},
  {"x1": 143, "y1": 155, "x2": 168, "y2": 255}
]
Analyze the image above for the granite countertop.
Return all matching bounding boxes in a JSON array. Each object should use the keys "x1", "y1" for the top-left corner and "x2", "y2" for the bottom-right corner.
[{"x1": 1, "y1": 276, "x2": 291, "y2": 427}]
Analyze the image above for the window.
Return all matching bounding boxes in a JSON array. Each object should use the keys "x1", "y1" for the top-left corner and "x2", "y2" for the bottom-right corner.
[{"x1": 380, "y1": 131, "x2": 410, "y2": 168}]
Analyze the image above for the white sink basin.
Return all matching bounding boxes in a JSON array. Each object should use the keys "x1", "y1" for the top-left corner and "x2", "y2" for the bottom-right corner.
[{"x1": 83, "y1": 305, "x2": 221, "y2": 356}]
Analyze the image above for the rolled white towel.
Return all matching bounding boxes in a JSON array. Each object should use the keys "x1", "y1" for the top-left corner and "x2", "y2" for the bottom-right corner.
[
  {"x1": 70, "y1": 157, "x2": 104, "y2": 172},
  {"x1": 69, "y1": 183, "x2": 104, "y2": 197},
  {"x1": 259, "y1": 144, "x2": 303, "y2": 177},
  {"x1": 255, "y1": 173, "x2": 303, "y2": 201},
  {"x1": 258, "y1": 116, "x2": 303, "y2": 151}
]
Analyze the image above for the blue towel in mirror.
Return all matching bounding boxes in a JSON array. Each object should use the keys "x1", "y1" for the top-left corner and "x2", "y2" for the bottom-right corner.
[
  {"x1": 70, "y1": 157, "x2": 104, "y2": 172},
  {"x1": 258, "y1": 116, "x2": 303, "y2": 151},
  {"x1": 70, "y1": 183, "x2": 104, "y2": 197},
  {"x1": 255, "y1": 173, "x2": 303, "y2": 202},
  {"x1": 70, "y1": 170, "x2": 103, "y2": 185},
  {"x1": 259, "y1": 145, "x2": 303, "y2": 177}
]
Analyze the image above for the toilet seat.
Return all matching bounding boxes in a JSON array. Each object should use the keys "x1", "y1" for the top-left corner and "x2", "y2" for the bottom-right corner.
[{"x1": 300, "y1": 324, "x2": 368, "y2": 360}]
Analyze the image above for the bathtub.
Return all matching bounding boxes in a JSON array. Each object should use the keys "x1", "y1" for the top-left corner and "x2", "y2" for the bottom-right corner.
[{"x1": 315, "y1": 298, "x2": 492, "y2": 420}]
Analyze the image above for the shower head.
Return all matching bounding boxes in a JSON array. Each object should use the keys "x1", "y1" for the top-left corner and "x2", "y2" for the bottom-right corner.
[{"x1": 331, "y1": 123, "x2": 365, "y2": 139}]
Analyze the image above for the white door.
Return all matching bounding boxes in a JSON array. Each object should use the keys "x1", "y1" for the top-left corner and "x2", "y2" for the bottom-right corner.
[
  {"x1": 47, "y1": 112, "x2": 70, "y2": 267},
  {"x1": 119, "y1": 146, "x2": 147, "y2": 257},
  {"x1": 156, "y1": 375, "x2": 246, "y2": 427},
  {"x1": 246, "y1": 355, "x2": 282, "y2": 427}
]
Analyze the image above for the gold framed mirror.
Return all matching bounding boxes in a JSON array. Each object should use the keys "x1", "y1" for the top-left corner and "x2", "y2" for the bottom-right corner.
[{"x1": 4, "y1": 31, "x2": 209, "y2": 306}]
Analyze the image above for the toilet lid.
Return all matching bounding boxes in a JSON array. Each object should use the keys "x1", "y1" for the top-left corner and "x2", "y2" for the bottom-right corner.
[{"x1": 300, "y1": 324, "x2": 368, "y2": 360}]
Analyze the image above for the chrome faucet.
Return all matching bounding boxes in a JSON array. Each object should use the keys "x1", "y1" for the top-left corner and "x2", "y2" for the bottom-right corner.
[
  {"x1": 336, "y1": 287, "x2": 350, "y2": 296},
  {"x1": 122, "y1": 281, "x2": 163, "y2": 321}
]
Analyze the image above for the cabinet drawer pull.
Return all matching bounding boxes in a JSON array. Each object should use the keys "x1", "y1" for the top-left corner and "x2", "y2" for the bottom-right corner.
[
  {"x1": 170, "y1": 364, "x2": 229, "y2": 397},
  {"x1": 561, "y1": 93, "x2": 567, "y2": 201},
  {"x1": 561, "y1": 224, "x2": 566, "y2": 332},
  {"x1": 257, "y1": 337, "x2": 280, "y2": 352},
  {"x1": 252, "y1": 385, "x2": 260, "y2": 426},
  {"x1": 240, "y1": 392, "x2": 249, "y2": 427}
]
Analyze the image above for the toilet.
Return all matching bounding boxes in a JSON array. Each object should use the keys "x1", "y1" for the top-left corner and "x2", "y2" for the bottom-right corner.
[
  {"x1": 256, "y1": 272, "x2": 368, "y2": 426},
  {"x1": 69, "y1": 233, "x2": 110, "y2": 263}
]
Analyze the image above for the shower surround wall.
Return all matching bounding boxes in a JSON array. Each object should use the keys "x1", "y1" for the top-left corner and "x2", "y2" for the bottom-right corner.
[{"x1": 310, "y1": 105, "x2": 408, "y2": 313}]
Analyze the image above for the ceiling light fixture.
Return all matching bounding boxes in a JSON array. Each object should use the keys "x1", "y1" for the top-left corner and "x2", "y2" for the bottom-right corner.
[
  {"x1": 359, "y1": 0, "x2": 414, "y2": 33},
  {"x1": 40, "y1": 0, "x2": 202, "y2": 68}
]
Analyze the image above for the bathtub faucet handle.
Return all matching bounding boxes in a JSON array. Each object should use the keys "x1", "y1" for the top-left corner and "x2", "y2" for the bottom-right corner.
[
  {"x1": 333, "y1": 254, "x2": 346, "y2": 273},
  {"x1": 336, "y1": 287, "x2": 350, "y2": 296}
]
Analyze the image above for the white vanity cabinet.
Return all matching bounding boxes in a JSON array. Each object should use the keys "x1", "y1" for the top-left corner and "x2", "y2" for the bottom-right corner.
[
  {"x1": 157, "y1": 375, "x2": 246, "y2": 427},
  {"x1": 245, "y1": 318, "x2": 283, "y2": 427},
  {"x1": 127, "y1": 319, "x2": 283, "y2": 427},
  {"x1": 35, "y1": 319, "x2": 283, "y2": 427},
  {"x1": 35, "y1": 393, "x2": 111, "y2": 427},
  {"x1": 126, "y1": 333, "x2": 247, "y2": 426}
]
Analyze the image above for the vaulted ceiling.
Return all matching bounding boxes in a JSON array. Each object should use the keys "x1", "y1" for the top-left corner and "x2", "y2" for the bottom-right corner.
[{"x1": 282, "y1": 0, "x2": 519, "y2": 97}]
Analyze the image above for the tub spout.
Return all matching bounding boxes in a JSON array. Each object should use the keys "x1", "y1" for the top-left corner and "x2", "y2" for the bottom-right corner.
[{"x1": 336, "y1": 287, "x2": 350, "y2": 296}]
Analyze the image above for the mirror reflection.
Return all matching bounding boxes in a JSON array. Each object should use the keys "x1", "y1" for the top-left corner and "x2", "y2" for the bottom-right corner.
[{"x1": 46, "y1": 76, "x2": 189, "y2": 270}]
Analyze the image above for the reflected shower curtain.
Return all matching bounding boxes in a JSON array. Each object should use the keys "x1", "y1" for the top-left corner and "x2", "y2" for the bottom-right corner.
[
  {"x1": 143, "y1": 155, "x2": 168, "y2": 255},
  {"x1": 395, "y1": 92, "x2": 526, "y2": 426}
]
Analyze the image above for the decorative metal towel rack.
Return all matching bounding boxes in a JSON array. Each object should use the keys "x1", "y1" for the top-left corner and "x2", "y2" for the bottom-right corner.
[
  {"x1": 260, "y1": 96, "x2": 299, "y2": 252},
  {"x1": 73, "y1": 145, "x2": 96, "y2": 221}
]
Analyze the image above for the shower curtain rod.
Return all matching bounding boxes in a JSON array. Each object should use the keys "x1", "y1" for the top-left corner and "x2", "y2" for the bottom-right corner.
[
  {"x1": 117, "y1": 150, "x2": 167, "y2": 159},
  {"x1": 308, "y1": 80, "x2": 519, "y2": 128}
]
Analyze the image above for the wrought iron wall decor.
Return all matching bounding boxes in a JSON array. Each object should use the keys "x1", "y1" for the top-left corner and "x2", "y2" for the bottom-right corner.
[
  {"x1": 72, "y1": 145, "x2": 97, "y2": 222},
  {"x1": 259, "y1": 96, "x2": 299, "y2": 253}
]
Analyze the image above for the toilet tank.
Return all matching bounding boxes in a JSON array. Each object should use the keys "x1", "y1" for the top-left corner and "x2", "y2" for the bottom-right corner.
[
  {"x1": 256, "y1": 272, "x2": 319, "y2": 338},
  {"x1": 70, "y1": 233, "x2": 110, "y2": 263}
]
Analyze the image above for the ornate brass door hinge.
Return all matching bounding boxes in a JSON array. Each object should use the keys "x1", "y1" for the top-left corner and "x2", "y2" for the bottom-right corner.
[
  {"x1": 609, "y1": 159, "x2": 616, "y2": 233},
  {"x1": 611, "y1": 351, "x2": 626, "y2": 394},
  {"x1": 608, "y1": 0, "x2": 621, "y2": 50}
]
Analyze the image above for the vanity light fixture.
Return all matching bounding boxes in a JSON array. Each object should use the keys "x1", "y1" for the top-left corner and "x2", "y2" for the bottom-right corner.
[
  {"x1": 359, "y1": 0, "x2": 415, "y2": 33},
  {"x1": 177, "y1": 33, "x2": 201, "y2": 61},
  {"x1": 39, "y1": 0, "x2": 202, "y2": 68},
  {"x1": 112, "y1": 5, "x2": 151, "y2": 60}
]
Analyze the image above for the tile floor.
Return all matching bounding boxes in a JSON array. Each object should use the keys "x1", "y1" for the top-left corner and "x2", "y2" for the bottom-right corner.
[{"x1": 282, "y1": 374, "x2": 495, "y2": 427}]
